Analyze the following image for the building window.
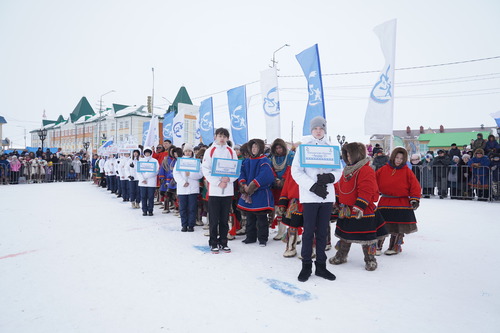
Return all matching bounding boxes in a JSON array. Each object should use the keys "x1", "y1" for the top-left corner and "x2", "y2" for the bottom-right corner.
[
  {"x1": 124, "y1": 121, "x2": 129, "y2": 129},
  {"x1": 111, "y1": 123, "x2": 115, "y2": 131},
  {"x1": 119, "y1": 122, "x2": 123, "y2": 130},
  {"x1": 419, "y1": 143, "x2": 428, "y2": 153}
]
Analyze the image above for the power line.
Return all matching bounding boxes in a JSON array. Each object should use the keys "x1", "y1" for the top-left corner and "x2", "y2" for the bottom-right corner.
[{"x1": 191, "y1": 55, "x2": 500, "y2": 100}]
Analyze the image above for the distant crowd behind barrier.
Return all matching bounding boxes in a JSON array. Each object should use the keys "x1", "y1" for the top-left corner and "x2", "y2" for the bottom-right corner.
[
  {"x1": 1, "y1": 136, "x2": 499, "y2": 203},
  {"x1": 0, "y1": 147, "x2": 91, "y2": 184}
]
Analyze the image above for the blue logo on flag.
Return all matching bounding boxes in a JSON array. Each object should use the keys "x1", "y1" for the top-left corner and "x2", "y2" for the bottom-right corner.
[
  {"x1": 296, "y1": 44, "x2": 326, "y2": 136},
  {"x1": 163, "y1": 112, "x2": 175, "y2": 141},
  {"x1": 227, "y1": 85, "x2": 248, "y2": 145},
  {"x1": 231, "y1": 105, "x2": 246, "y2": 130},
  {"x1": 173, "y1": 121, "x2": 183, "y2": 138},
  {"x1": 142, "y1": 121, "x2": 149, "y2": 145},
  {"x1": 199, "y1": 97, "x2": 214, "y2": 145},
  {"x1": 263, "y1": 87, "x2": 280, "y2": 117},
  {"x1": 370, "y1": 65, "x2": 392, "y2": 103}
]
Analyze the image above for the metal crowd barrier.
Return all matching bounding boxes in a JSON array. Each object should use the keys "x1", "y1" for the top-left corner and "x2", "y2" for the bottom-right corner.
[
  {"x1": 411, "y1": 164, "x2": 499, "y2": 202},
  {"x1": 1, "y1": 161, "x2": 92, "y2": 184}
]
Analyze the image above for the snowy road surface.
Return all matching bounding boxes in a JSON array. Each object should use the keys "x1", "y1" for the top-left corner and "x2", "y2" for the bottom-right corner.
[{"x1": 1, "y1": 182, "x2": 499, "y2": 332}]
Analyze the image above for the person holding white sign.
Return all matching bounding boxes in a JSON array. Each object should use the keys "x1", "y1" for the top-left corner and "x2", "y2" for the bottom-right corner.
[
  {"x1": 173, "y1": 144, "x2": 203, "y2": 232},
  {"x1": 201, "y1": 128, "x2": 238, "y2": 254},
  {"x1": 137, "y1": 148, "x2": 159, "y2": 216},
  {"x1": 291, "y1": 116, "x2": 342, "y2": 282}
]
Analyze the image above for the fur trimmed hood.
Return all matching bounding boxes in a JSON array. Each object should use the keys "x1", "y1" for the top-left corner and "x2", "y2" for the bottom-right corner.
[
  {"x1": 341, "y1": 142, "x2": 367, "y2": 165},
  {"x1": 271, "y1": 138, "x2": 288, "y2": 156},
  {"x1": 389, "y1": 147, "x2": 408, "y2": 166},
  {"x1": 247, "y1": 138, "x2": 265, "y2": 158}
]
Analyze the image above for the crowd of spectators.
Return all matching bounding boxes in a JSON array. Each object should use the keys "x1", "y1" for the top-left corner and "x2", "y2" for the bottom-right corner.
[{"x1": 0, "y1": 147, "x2": 91, "y2": 184}]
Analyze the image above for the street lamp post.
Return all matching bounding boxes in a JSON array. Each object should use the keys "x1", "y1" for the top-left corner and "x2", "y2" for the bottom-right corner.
[
  {"x1": 38, "y1": 128, "x2": 48, "y2": 153},
  {"x1": 271, "y1": 44, "x2": 290, "y2": 69},
  {"x1": 83, "y1": 141, "x2": 90, "y2": 153},
  {"x1": 98, "y1": 90, "x2": 115, "y2": 148},
  {"x1": 336, "y1": 135, "x2": 346, "y2": 146}
]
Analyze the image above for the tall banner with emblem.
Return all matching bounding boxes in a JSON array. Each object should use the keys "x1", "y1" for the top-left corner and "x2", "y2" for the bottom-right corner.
[
  {"x1": 296, "y1": 44, "x2": 326, "y2": 136},
  {"x1": 199, "y1": 97, "x2": 214, "y2": 145},
  {"x1": 172, "y1": 108, "x2": 185, "y2": 147},
  {"x1": 364, "y1": 19, "x2": 397, "y2": 136},
  {"x1": 163, "y1": 111, "x2": 175, "y2": 142},
  {"x1": 227, "y1": 85, "x2": 248, "y2": 145},
  {"x1": 260, "y1": 68, "x2": 281, "y2": 143}
]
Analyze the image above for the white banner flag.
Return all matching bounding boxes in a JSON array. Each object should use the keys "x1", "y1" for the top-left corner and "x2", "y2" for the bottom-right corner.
[
  {"x1": 364, "y1": 19, "x2": 397, "y2": 135},
  {"x1": 260, "y1": 68, "x2": 281, "y2": 142},
  {"x1": 143, "y1": 115, "x2": 159, "y2": 148},
  {"x1": 172, "y1": 107, "x2": 186, "y2": 147}
]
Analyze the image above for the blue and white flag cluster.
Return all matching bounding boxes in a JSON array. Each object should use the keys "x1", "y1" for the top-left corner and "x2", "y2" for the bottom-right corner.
[
  {"x1": 227, "y1": 85, "x2": 248, "y2": 145},
  {"x1": 199, "y1": 97, "x2": 214, "y2": 145},
  {"x1": 163, "y1": 111, "x2": 175, "y2": 142},
  {"x1": 295, "y1": 44, "x2": 326, "y2": 136}
]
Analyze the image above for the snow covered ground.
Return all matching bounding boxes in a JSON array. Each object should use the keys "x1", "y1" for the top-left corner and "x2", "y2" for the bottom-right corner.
[{"x1": 1, "y1": 182, "x2": 499, "y2": 333}]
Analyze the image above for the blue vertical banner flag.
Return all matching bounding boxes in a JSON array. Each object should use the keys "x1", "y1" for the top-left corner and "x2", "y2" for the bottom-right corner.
[
  {"x1": 227, "y1": 85, "x2": 248, "y2": 145},
  {"x1": 142, "y1": 121, "x2": 149, "y2": 146},
  {"x1": 199, "y1": 97, "x2": 214, "y2": 145},
  {"x1": 163, "y1": 111, "x2": 175, "y2": 142},
  {"x1": 295, "y1": 44, "x2": 326, "y2": 136}
]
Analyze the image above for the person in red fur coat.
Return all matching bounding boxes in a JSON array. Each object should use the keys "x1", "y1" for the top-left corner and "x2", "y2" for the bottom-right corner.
[
  {"x1": 376, "y1": 147, "x2": 421, "y2": 255},
  {"x1": 331, "y1": 142, "x2": 388, "y2": 271},
  {"x1": 276, "y1": 166, "x2": 303, "y2": 258}
]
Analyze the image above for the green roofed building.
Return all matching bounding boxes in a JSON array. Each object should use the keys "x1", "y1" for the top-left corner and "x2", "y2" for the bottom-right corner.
[
  {"x1": 418, "y1": 131, "x2": 491, "y2": 151},
  {"x1": 70, "y1": 97, "x2": 95, "y2": 123},
  {"x1": 167, "y1": 86, "x2": 193, "y2": 114}
]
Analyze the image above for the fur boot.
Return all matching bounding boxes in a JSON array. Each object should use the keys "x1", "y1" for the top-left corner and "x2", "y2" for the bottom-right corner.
[
  {"x1": 329, "y1": 240, "x2": 351, "y2": 265},
  {"x1": 362, "y1": 244, "x2": 378, "y2": 271},
  {"x1": 298, "y1": 262, "x2": 312, "y2": 282},
  {"x1": 314, "y1": 262, "x2": 336, "y2": 281},
  {"x1": 236, "y1": 214, "x2": 247, "y2": 235},
  {"x1": 384, "y1": 233, "x2": 404, "y2": 255},
  {"x1": 376, "y1": 238, "x2": 385, "y2": 256},
  {"x1": 283, "y1": 228, "x2": 298, "y2": 258},
  {"x1": 273, "y1": 221, "x2": 287, "y2": 240}
]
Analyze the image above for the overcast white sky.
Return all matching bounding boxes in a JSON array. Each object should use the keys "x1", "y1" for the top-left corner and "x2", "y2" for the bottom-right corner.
[{"x1": 1, "y1": 0, "x2": 499, "y2": 147}]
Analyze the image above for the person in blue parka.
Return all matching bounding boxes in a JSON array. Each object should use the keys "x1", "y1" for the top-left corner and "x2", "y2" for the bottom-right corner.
[{"x1": 238, "y1": 138, "x2": 276, "y2": 246}]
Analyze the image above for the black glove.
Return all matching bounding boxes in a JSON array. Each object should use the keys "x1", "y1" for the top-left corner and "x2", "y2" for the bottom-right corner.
[
  {"x1": 117, "y1": 160, "x2": 120, "y2": 164},
  {"x1": 130, "y1": 163, "x2": 134, "y2": 168},
  {"x1": 116, "y1": 171, "x2": 119, "y2": 175},
  {"x1": 410, "y1": 200, "x2": 419, "y2": 210},
  {"x1": 128, "y1": 176, "x2": 134, "y2": 181},
  {"x1": 317, "y1": 173, "x2": 335, "y2": 185},
  {"x1": 310, "y1": 183, "x2": 328, "y2": 199}
]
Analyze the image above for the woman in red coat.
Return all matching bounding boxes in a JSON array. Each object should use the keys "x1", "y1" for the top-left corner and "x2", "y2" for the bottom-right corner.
[
  {"x1": 331, "y1": 143, "x2": 388, "y2": 271},
  {"x1": 376, "y1": 147, "x2": 421, "y2": 255}
]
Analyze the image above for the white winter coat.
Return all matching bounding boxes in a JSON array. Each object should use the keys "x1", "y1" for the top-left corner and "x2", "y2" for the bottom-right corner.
[
  {"x1": 116, "y1": 156, "x2": 128, "y2": 180},
  {"x1": 137, "y1": 156, "x2": 159, "y2": 187},
  {"x1": 71, "y1": 159, "x2": 82, "y2": 173},
  {"x1": 173, "y1": 161, "x2": 203, "y2": 195},
  {"x1": 104, "y1": 157, "x2": 116, "y2": 176},
  {"x1": 123, "y1": 157, "x2": 139, "y2": 181},
  {"x1": 98, "y1": 158, "x2": 106, "y2": 173},
  {"x1": 201, "y1": 143, "x2": 238, "y2": 197},
  {"x1": 291, "y1": 135, "x2": 343, "y2": 203}
]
